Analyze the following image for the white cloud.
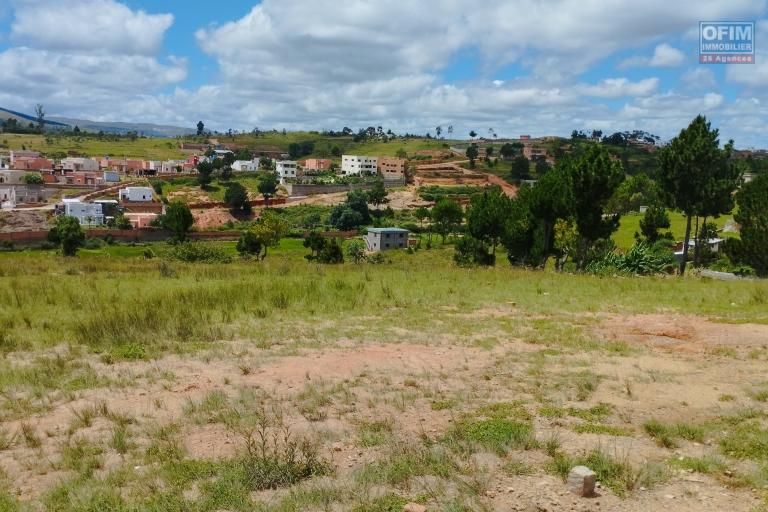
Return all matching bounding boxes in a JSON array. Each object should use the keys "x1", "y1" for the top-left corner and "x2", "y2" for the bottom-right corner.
[
  {"x1": 681, "y1": 67, "x2": 717, "y2": 89},
  {"x1": 580, "y1": 77, "x2": 659, "y2": 98},
  {"x1": 10, "y1": 0, "x2": 173, "y2": 55},
  {"x1": 726, "y1": 20, "x2": 768, "y2": 88},
  {"x1": 619, "y1": 43, "x2": 686, "y2": 68}
]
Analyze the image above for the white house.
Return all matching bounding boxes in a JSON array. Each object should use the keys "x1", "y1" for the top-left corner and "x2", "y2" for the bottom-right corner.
[
  {"x1": 61, "y1": 157, "x2": 99, "y2": 172},
  {"x1": 341, "y1": 155, "x2": 378, "y2": 176},
  {"x1": 364, "y1": 227, "x2": 410, "y2": 252},
  {"x1": 119, "y1": 186, "x2": 153, "y2": 202},
  {"x1": 276, "y1": 160, "x2": 298, "y2": 180},
  {"x1": 232, "y1": 159, "x2": 259, "y2": 172},
  {"x1": 64, "y1": 201, "x2": 104, "y2": 226}
]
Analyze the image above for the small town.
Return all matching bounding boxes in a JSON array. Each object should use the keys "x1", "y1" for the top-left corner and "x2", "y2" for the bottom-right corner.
[{"x1": 0, "y1": 2, "x2": 767, "y2": 512}]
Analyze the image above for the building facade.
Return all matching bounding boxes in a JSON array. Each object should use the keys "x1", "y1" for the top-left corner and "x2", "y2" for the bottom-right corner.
[
  {"x1": 301, "y1": 158, "x2": 332, "y2": 172},
  {"x1": 232, "y1": 159, "x2": 260, "y2": 172},
  {"x1": 341, "y1": 155, "x2": 377, "y2": 175},
  {"x1": 64, "y1": 201, "x2": 104, "y2": 225},
  {"x1": 378, "y1": 157, "x2": 407, "y2": 179},
  {"x1": 276, "y1": 160, "x2": 298, "y2": 180},
  {"x1": 119, "y1": 186, "x2": 153, "y2": 202},
  {"x1": 364, "y1": 228, "x2": 409, "y2": 252}
]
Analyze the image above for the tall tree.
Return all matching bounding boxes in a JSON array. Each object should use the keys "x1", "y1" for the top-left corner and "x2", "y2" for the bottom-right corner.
[
  {"x1": 466, "y1": 144, "x2": 479, "y2": 169},
  {"x1": 566, "y1": 144, "x2": 624, "y2": 270},
  {"x1": 196, "y1": 160, "x2": 214, "y2": 188},
  {"x1": 367, "y1": 178, "x2": 389, "y2": 211},
  {"x1": 469, "y1": 130, "x2": 477, "y2": 140},
  {"x1": 658, "y1": 115, "x2": 736, "y2": 275},
  {"x1": 48, "y1": 215, "x2": 84, "y2": 257},
  {"x1": 258, "y1": 172, "x2": 279, "y2": 206},
  {"x1": 727, "y1": 173, "x2": 768, "y2": 277},
  {"x1": 510, "y1": 156, "x2": 531, "y2": 181},
  {"x1": 34, "y1": 104, "x2": 45, "y2": 134},
  {"x1": 224, "y1": 182, "x2": 251, "y2": 214},
  {"x1": 431, "y1": 198, "x2": 463, "y2": 243},
  {"x1": 196, "y1": 121, "x2": 205, "y2": 136},
  {"x1": 466, "y1": 189, "x2": 510, "y2": 257},
  {"x1": 161, "y1": 201, "x2": 194, "y2": 241},
  {"x1": 249, "y1": 211, "x2": 289, "y2": 260}
]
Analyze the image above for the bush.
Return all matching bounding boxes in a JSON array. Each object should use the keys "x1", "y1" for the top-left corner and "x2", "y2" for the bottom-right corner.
[
  {"x1": 454, "y1": 236, "x2": 495, "y2": 267},
  {"x1": 586, "y1": 242, "x2": 675, "y2": 275},
  {"x1": 241, "y1": 427, "x2": 330, "y2": 490},
  {"x1": 169, "y1": 242, "x2": 232, "y2": 263}
]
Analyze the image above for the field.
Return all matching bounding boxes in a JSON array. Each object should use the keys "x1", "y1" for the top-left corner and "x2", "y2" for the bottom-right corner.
[
  {"x1": 1, "y1": 241, "x2": 767, "y2": 511},
  {"x1": 0, "y1": 133, "x2": 455, "y2": 162},
  {"x1": 613, "y1": 212, "x2": 736, "y2": 250}
]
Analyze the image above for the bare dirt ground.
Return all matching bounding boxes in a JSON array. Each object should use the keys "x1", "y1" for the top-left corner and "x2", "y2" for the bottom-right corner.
[
  {"x1": 2, "y1": 310, "x2": 767, "y2": 510},
  {"x1": 0, "y1": 210, "x2": 50, "y2": 232}
]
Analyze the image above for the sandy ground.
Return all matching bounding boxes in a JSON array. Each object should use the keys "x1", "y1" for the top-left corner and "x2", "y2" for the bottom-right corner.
[
  {"x1": 2, "y1": 311, "x2": 767, "y2": 510},
  {"x1": 0, "y1": 210, "x2": 51, "y2": 232}
]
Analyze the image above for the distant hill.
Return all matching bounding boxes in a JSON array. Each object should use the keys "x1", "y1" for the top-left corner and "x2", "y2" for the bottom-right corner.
[
  {"x1": 0, "y1": 106, "x2": 70, "y2": 129},
  {"x1": 1, "y1": 106, "x2": 194, "y2": 138},
  {"x1": 48, "y1": 116, "x2": 195, "y2": 138}
]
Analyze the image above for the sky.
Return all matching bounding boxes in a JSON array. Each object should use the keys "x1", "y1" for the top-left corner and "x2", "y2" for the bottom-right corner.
[{"x1": 0, "y1": 0, "x2": 766, "y2": 147}]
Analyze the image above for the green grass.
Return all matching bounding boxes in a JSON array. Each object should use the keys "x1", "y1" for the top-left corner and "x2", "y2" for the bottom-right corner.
[
  {"x1": 643, "y1": 419, "x2": 705, "y2": 448},
  {"x1": 612, "y1": 210, "x2": 735, "y2": 250},
  {"x1": 1, "y1": 133, "x2": 186, "y2": 160}
]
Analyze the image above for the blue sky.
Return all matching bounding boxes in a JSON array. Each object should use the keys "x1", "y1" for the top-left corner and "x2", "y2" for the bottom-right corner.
[{"x1": 0, "y1": 0, "x2": 766, "y2": 147}]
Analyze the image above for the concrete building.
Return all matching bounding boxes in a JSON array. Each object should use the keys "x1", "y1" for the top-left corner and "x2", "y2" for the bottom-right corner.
[
  {"x1": 276, "y1": 160, "x2": 298, "y2": 180},
  {"x1": 12, "y1": 157, "x2": 53, "y2": 171},
  {"x1": 61, "y1": 157, "x2": 99, "y2": 172},
  {"x1": 0, "y1": 185, "x2": 54, "y2": 205},
  {"x1": 378, "y1": 157, "x2": 407, "y2": 179},
  {"x1": 0, "y1": 170, "x2": 30, "y2": 185},
  {"x1": 301, "y1": 158, "x2": 332, "y2": 172},
  {"x1": 341, "y1": 155, "x2": 377, "y2": 176},
  {"x1": 63, "y1": 200, "x2": 104, "y2": 226},
  {"x1": 364, "y1": 227, "x2": 409, "y2": 252},
  {"x1": 9, "y1": 150, "x2": 40, "y2": 167},
  {"x1": 232, "y1": 159, "x2": 260, "y2": 172},
  {"x1": 103, "y1": 171, "x2": 120, "y2": 183},
  {"x1": 119, "y1": 186, "x2": 153, "y2": 202}
]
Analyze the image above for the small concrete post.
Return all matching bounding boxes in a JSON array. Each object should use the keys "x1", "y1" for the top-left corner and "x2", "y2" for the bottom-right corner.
[{"x1": 567, "y1": 465, "x2": 597, "y2": 497}]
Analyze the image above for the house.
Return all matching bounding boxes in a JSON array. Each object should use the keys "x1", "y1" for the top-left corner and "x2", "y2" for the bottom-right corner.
[
  {"x1": 673, "y1": 238, "x2": 725, "y2": 261},
  {"x1": 341, "y1": 155, "x2": 377, "y2": 175},
  {"x1": 213, "y1": 149, "x2": 234, "y2": 159},
  {"x1": 378, "y1": 157, "x2": 407, "y2": 179},
  {"x1": 13, "y1": 157, "x2": 54, "y2": 171},
  {"x1": 61, "y1": 157, "x2": 99, "y2": 172},
  {"x1": 94, "y1": 199, "x2": 120, "y2": 219},
  {"x1": 522, "y1": 145, "x2": 547, "y2": 161},
  {"x1": 232, "y1": 159, "x2": 260, "y2": 172},
  {"x1": 0, "y1": 170, "x2": 30, "y2": 185},
  {"x1": 301, "y1": 158, "x2": 332, "y2": 172},
  {"x1": 63, "y1": 200, "x2": 104, "y2": 226},
  {"x1": 364, "y1": 227, "x2": 410, "y2": 252},
  {"x1": 0, "y1": 185, "x2": 54, "y2": 205},
  {"x1": 59, "y1": 172, "x2": 104, "y2": 186},
  {"x1": 276, "y1": 160, "x2": 298, "y2": 180},
  {"x1": 160, "y1": 160, "x2": 186, "y2": 174},
  {"x1": 103, "y1": 171, "x2": 120, "y2": 183},
  {"x1": 9, "y1": 150, "x2": 40, "y2": 167},
  {"x1": 119, "y1": 186, "x2": 153, "y2": 202}
]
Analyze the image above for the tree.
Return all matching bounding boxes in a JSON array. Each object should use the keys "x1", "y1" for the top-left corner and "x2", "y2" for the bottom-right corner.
[
  {"x1": 638, "y1": 205, "x2": 671, "y2": 243},
  {"x1": 329, "y1": 206, "x2": 364, "y2": 230},
  {"x1": 367, "y1": 178, "x2": 389, "y2": 210},
  {"x1": 161, "y1": 201, "x2": 194, "y2": 241},
  {"x1": 414, "y1": 206, "x2": 430, "y2": 229},
  {"x1": 499, "y1": 143, "x2": 522, "y2": 160},
  {"x1": 22, "y1": 173, "x2": 43, "y2": 185},
  {"x1": 510, "y1": 156, "x2": 531, "y2": 181},
  {"x1": 304, "y1": 233, "x2": 344, "y2": 263},
  {"x1": 606, "y1": 173, "x2": 659, "y2": 215},
  {"x1": 224, "y1": 182, "x2": 251, "y2": 214},
  {"x1": 395, "y1": 148, "x2": 407, "y2": 159},
  {"x1": 249, "y1": 211, "x2": 289, "y2": 260},
  {"x1": 465, "y1": 189, "x2": 510, "y2": 258},
  {"x1": 469, "y1": 130, "x2": 477, "y2": 140},
  {"x1": 431, "y1": 198, "x2": 463, "y2": 243},
  {"x1": 303, "y1": 232, "x2": 327, "y2": 261},
  {"x1": 453, "y1": 236, "x2": 493, "y2": 267},
  {"x1": 197, "y1": 121, "x2": 205, "y2": 136},
  {"x1": 258, "y1": 172, "x2": 279, "y2": 206},
  {"x1": 35, "y1": 104, "x2": 45, "y2": 134},
  {"x1": 197, "y1": 160, "x2": 214, "y2": 188},
  {"x1": 726, "y1": 173, "x2": 768, "y2": 276},
  {"x1": 466, "y1": 144, "x2": 479, "y2": 169},
  {"x1": 485, "y1": 146, "x2": 494, "y2": 162},
  {"x1": 658, "y1": 115, "x2": 737, "y2": 275},
  {"x1": 346, "y1": 239, "x2": 366, "y2": 263},
  {"x1": 566, "y1": 144, "x2": 624, "y2": 270},
  {"x1": 435, "y1": 126, "x2": 442, "y2": 139},
  {"x1": 236, "y1": 230, "x2": 262, "y2": 258},
  {"x1": 48, "y1": 215, "x2": 84, "y2": 257}
]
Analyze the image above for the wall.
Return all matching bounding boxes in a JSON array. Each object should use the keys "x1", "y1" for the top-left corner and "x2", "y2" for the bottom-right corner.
[{"x1": 285, "y1": 179, "x2": 405, "y2": 197}]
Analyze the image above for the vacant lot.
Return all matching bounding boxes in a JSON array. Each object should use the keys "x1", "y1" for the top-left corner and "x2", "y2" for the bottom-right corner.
[{"x1": 0, "y1": 243, "x2": 767, "y2": 511}]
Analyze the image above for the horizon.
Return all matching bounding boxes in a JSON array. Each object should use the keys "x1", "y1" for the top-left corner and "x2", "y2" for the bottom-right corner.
[{"x1": 0, "y1": 1, "x2": 766, "y2": 148}]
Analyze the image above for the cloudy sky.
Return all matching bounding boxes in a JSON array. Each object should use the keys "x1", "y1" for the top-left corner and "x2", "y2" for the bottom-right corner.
[{"x1": 0, "y1": 0, "x2": 766, "y2": 146}]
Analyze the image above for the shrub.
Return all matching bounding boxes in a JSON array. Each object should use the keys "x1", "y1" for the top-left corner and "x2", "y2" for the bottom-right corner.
[
  {"x1": 586, "y1": 241, "x2": 675, "y2": 275},
  {"x1": 169, "y1": 242, "x2": 232, "y2": 263},
  {"x1": 241, "y1": 427, "x2": 330, "y2": 490}
]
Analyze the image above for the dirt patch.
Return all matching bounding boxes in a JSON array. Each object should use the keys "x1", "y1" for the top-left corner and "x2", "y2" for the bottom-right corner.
[
  {"x1": 0, "y1": 210, "x2": 51, "y2": 232},
  {"x1": 600, "y1": 314, "x2": 768, "y2": 353}
]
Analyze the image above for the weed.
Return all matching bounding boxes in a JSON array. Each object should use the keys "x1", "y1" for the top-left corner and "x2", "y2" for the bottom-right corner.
[
  {"x1": 503, "y1": 459, "x2": 535, "y2": 476},
  {"x1": 643, "y1": 420, "x2": 704, "y2": 448},
  {"x1": 110, "y1": 425, "x2": 131, "y2": 455},
  {"x1": 667, "y1": 455, "x2": 726, "y2": 474},
  {"x1": 720, "y1": 422, "x2": 768, "y2": 461},
  {"x1": 357, "y1": 417, "x2": 395, "y2": 447},
  {"x1": 571, "y1": 423, "x2": 632, "y2": 436},
  {"x1": 19, "y1": 423, "x2": 41, "y2": 449},
  {"x1": 448, "y1": 417, "x2": 537, "y2": 455}
]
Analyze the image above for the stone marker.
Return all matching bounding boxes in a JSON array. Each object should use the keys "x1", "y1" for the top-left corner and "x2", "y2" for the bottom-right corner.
[{"x1": 567, "y1": 466, "x2": 597, "y2": 497}]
